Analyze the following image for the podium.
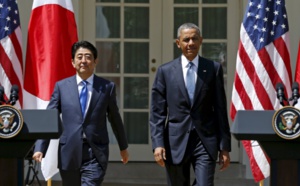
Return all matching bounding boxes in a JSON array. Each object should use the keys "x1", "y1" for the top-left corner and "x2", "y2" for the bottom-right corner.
[
  {"x1": 231, "y1": 110, "x2": 300, "y2": 186},
  {"x1": 0, "y1": 109, "x2": 61, "y2": 185}
]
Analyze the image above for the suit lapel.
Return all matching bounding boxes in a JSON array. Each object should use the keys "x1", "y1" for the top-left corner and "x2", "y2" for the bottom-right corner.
[
  {"x1": 86, "y1": 75, "x2": 103, "y2": 115},
  {"x1": 173, "y1": 58, "x2": 191, "y2": 105},
  {"x1": 66, "y1": 76, "x2": 82, "y2": 116},
  {"x1": 194, "y1": 56, "x2": 208, "y2": 105}
]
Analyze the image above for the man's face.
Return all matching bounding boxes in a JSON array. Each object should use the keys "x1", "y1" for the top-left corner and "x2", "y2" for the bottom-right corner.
[
  {"x1": 72, "y1": 47, "x2": 97, "y2": 79},
  {"x1": 176, "y1": 28, "x2": 203, "y2": 61}
]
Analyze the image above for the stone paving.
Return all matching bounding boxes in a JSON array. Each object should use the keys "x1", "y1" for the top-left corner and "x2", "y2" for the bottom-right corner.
[{"x1": 28, "y1": 162, "x2": 259, "y2": 186}]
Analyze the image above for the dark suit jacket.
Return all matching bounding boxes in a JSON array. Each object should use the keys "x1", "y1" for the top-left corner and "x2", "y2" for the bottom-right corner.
[
  {"x1": 34, "y1": 75, "x2": 128, "y2": 171},
  {"x1": 150, "y1": 56, "x2": 231, "y2": 164}
]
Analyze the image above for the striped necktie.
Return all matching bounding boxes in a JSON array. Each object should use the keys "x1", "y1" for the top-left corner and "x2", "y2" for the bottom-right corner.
[
  {"x1": 79, "y1": 80, "x2": 88, "y2": 116},
  {"x1": 186, "y1": 62, "x2": 195, "y2": 103}
]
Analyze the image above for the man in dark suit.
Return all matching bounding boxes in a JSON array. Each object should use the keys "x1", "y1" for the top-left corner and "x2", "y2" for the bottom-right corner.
[
  {"x1": 33, "y1": 40, "x2": 129, "y2": 186},
  {"x1": 150, "y1": 23, "x2": 231, "y2": 186}
]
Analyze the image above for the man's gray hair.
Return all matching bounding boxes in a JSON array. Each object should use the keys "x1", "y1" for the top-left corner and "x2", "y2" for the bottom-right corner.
[{"x1": 177, "y1": 23, "x2": 201, "y2": 39}]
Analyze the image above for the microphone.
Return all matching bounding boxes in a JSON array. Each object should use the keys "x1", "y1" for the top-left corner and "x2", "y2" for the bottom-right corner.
[
  {"x1": 9, "y1": 85, "x2": 19, "y2": 106},
  {"x1": 276, "y1": 83, "x2": 287, "y2": 106},
  {"x1": 289, "y1": 82, "x2": 299, "y2": 106},
  {"x1": 0, "y1": 86, "x2": 4, "y2": 105}
]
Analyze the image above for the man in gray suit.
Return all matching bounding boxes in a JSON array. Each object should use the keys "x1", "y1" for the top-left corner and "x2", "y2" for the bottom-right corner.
[
  {"x1": 33, "y1": 40, "x2": 129, "y2": 186},
  {"x1": 150, "y1": 23, "x2": 231, "y2": 186}
]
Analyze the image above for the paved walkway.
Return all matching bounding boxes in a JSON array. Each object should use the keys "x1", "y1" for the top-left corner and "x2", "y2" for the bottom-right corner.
[
  {"x1": 28, "y1": 162, "x2": 259, "y2": 186},
  {"x1": 102, "y1": 162, "x2": 257, "y2": 186}
]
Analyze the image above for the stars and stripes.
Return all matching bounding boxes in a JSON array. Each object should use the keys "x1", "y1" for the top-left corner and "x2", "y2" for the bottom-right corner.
[
  {"x1": 295, "y1": 42, "x2": 300, "y2": 85},
  {"x1": 0, "y1": 0, "x2": 23, "y2": 108},
  {"x1": 230, "y1": 0, "x2": 292, "y2": 182},
  {"x1": 244, "y1": 0, "x2": 289, "y2": 51}
]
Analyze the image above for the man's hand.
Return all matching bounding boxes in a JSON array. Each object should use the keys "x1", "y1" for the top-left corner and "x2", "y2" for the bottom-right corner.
[
  {"x1": 219, "y1": 150, "x2": 230, "y2": 171},
  {"x1": 120, "y1": 149, "x2": 129, "y2": 164},
  {"x1": 32, "y1": 152, "x2": 43, "y2": 163},
  {"x1": 153, "y1": 147, "x2": 166, "y2": 167}
]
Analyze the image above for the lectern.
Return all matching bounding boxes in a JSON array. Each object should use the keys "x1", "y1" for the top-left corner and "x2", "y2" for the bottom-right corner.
[
  {"x1": 231, "y1": 110, "x2": 300, "y2": 186},
  {"x1": 0, "y1": 109, "x2": 61, "y2": 185}
]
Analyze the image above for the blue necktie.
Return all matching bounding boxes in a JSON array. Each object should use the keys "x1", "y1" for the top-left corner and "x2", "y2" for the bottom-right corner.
[
  {"x1": 186, "y1": 62, "x2": 195, "y2": 103},
  {"x1": 79, "y1": 81, "x2": 88, "y2": 116}
]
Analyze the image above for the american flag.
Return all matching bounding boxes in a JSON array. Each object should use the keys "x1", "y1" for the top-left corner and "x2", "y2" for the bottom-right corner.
[
  {"x1": 295, "y1": 42, "x2": 300, "y2": 85},
  {"x1": 0, "y1": 0, "x2": 22, "y2": 108},
  {"x1": 230, "y1": 0, "x2": 292, "y2": 182}
]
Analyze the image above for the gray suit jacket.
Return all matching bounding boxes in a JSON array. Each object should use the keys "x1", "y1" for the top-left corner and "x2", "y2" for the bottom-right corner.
[
  {"x1": 150, "y1": 56, "x2": 231, "y2": 164},
  {"x1": 34, "y1": 75, "x2": 128, "y2": 170}
]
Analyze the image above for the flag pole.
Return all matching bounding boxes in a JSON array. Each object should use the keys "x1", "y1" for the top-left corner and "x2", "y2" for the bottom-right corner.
[
  {"x1": 259, "y1": 180, "x2": 264, "y2": 186},
  {"x1": 47, "y1": 179, "x2": 52, "y2": 186}
]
